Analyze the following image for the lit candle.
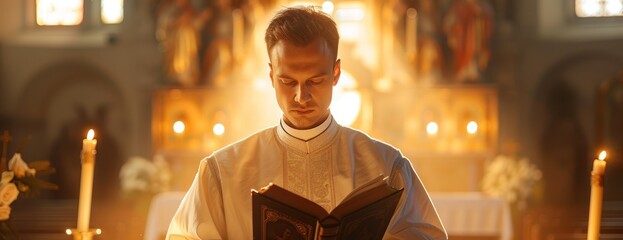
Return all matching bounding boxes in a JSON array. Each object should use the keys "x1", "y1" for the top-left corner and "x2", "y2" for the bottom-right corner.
[
  {"x1": 466, "y1": 121, "x2": 478, "y2": 135},
  {"x1": 77, "y1": 129, "x2": 97, "y2": 232},
  {"x1": 587, "y1": 150, "x2": 607, "y2": 240}
]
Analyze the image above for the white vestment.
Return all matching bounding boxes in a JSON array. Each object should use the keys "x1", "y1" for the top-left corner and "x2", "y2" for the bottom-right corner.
[{"x1": 167, "y1": 116, "x2": 447, "y2": 239}]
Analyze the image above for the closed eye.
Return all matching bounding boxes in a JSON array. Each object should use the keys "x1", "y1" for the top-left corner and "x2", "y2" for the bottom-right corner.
[
  {"x1": 280, "y1": 78, "x2": 297, "y2": 86},
  {"x1": 309, "y1": 77, "x2": 324, "y2": 85}
]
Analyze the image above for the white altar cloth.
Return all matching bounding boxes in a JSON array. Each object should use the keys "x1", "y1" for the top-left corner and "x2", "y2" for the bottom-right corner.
[{"x1": 430, "y1": 192, "x2": 513, "y2": 240}]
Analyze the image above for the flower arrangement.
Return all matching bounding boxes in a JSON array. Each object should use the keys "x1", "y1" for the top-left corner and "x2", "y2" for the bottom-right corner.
[
  {"x1": 482, "y1": 154, "x2": 542, "y2": 210},
  {"x1": 0, "y1": 152, "x2": 58, "y2": 238},
  {"x1": 119, "y1": 155, "x2": 171, "y2": 195}
]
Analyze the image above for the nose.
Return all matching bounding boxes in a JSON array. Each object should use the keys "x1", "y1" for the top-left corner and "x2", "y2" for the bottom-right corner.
[{"x1": 294, "y1": 83, "x2": 311, "y2": 105}]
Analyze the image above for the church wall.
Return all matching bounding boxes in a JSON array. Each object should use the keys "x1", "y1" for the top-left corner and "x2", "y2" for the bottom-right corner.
[
  {"x1": 0, "y1": 0, "x2": 621, "y2": 196},
  {"x1": 510, "y1": 0, "x2": 623, "y2": 203},
  {"x1": 0, "y1": 0, "x2": 621, "y2": 238},
  {"x1": 0, "y1": 1, "x2": 22, "y2": 38},
  {"x1": 0, "y1": 1, "x2": 164, "y2": 164}
]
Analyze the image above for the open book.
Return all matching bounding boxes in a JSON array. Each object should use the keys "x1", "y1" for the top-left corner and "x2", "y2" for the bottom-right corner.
[{"x1": 251, "y1": 176, "x2": 404, "y2": 240}]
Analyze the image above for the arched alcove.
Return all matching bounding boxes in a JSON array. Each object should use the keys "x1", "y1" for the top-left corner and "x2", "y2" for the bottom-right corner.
[
  {"x1": 529, "y1": 52, "x2": 623, "y2": 205},
  {"x1": 13, "y1": 60, "x2": 129, "y2": 200},
  {"x1": 596, "y1": 71, "x2": 623, "y2": 201}
]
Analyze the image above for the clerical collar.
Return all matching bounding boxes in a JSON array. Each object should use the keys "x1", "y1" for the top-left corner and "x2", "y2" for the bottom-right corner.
[{"x1": 280, "y1": 114, "x2": 333, "y2": 141}]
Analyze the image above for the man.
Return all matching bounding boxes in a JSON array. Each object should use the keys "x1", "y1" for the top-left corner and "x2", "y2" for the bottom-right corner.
[{"x1": 167, "y1": 6, "x2": 447, "y2": 239}]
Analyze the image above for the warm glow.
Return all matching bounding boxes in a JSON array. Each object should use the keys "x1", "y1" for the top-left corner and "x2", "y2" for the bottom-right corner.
[
  {"x1": 102, "y1": 0, "x2": 124, "y2": 24},
  {"x1": 426, "y1": 122, "x2": 438, "y2": 135},
  {"x1": 577, "y1": 0, "x2": 623, "y2": 17},
  {"x1": 579, "y1": 0, "x2": 600, "y2": 16},
  {"x1": 338, "y1": 22, "x2": 363, "y2": 41},
  {"x1": 335, "y1": 7, "x2": 365, "y2": 21},
  {"x1": 598, "y1": 150, "x2": 607, "y2": 161},
  {"x1": 286, "y1": 1, "x2": 315, "y2": 7},
  {"x1": 36, "y1": 0, "x2": 83, "y2": 26},
  {"x1": 213, "y1": 123, "x2": 225, "y2": 136},
  {"x1": 173, "y1": 121, "x2": 185, "y2": 134},
  {"x1": 254, "y1": 77, "x2": 271, "y2": 90},
  {"x1": 322, "y1": 1, "x2": 335, "y2": 15},
  {"x1": 87, "y1": 129, "x2": 95, "y2": 140},
  {"x1": 65, "y1": 229, "x2": 72, "y2": 235},
  {"x1": 375, "y1": 77, "x2": 393, "y2": 92},
  {"x1": 606, "y1": 0, "x2": 623, "y2": 15},
  {"x1": 95, "y1": 228, "x2": 102, "y2": 235},
  {"x1": 330, "y1": 71, "x2": 361, "y2": 126},
  {"x1": 466, "y1": 121, "x2": 478, "y2": 135},
  {"x1": 334, "y1": 4, "x2": 366, "y2": 41}
]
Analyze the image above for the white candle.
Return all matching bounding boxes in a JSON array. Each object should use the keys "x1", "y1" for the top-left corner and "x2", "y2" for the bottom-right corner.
[
  {"x1": 232, "y1": 9, "x2": 244, "y2": 63},
  {"x1": 405, "y1": 8, "x2": 417, "y2": 62},
  {"x1": 587, "y1": 150, "x2": 607, "y2": 240},
  {"x1": 77, "y1": 129, "x2": 97, "y2": 232}
]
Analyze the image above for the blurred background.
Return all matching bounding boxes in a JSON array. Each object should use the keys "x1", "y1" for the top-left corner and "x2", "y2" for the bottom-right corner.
[{"x1": 0, "y1": 0, "x2": 622, "y2": 239}]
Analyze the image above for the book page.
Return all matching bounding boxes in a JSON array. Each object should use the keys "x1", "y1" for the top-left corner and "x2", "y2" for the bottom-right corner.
[
  {"x1": 253, "y1": 178, "x2": 403, "y2": 239},
  {"x1": 331, "y1": 175, "x2": 403, "y2": 219},
  {"x1": 341, "y1": 175, "x2": 387, "y2": 204},
  {"x1": 255, "y1": 183, "x2": 329, "y2": 218}
]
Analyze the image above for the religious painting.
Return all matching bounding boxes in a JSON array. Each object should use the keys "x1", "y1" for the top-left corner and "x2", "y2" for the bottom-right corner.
[
  {"x1": 596, "y1": 73, "x2": 623, "y2": 200},
  {"x1": 154, "y1": 0, "x2": 274, "y2": 87},
  {"x1": 393, "y1": 0, "x2": 504, "y2": 84},
  {"x1": 598, "y1": 74, "x2": 623, "y2": 161}
]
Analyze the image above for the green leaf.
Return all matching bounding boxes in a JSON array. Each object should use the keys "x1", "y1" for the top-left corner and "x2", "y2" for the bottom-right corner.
[
  {"x1": 28, "y1": 160, "x2": 54, "y2": 171},
  {"x1": 33, "y1": 168, "x2": 56, "y2": 175}
]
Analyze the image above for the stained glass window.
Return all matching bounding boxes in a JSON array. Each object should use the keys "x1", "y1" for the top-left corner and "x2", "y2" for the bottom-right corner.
[
  {"x1": 102, "y1": 0, "x2": 124, "y2": 24},
  {"x1": 36, "y1": 0, "x2": 83, "y2": 26},
  {"x1": 35, "y1": 0, "x2": 124, "y2": 26},
  {"x1": 576, "y1": 0, "x2": 623, "y2": 17}
]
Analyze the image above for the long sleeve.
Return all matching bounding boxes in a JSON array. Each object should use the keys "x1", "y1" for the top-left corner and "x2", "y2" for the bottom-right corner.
[
  {"x1": 165, "y1": 123, "x2": 448, "y2": 239},
  {"x1": 166, "y1": 158, "x2": 227, "y2": 240},
  {"x1": 385, "y1": 157, "x2": 448, "y2": 240}
]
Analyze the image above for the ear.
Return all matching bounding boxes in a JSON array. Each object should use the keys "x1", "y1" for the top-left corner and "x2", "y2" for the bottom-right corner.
[
  {"x1": 268, "y1": 62, "x2": 274, "y2": 87},
  {"x1": 332, "y1": 59, "x2": 341, "y2": 86}
]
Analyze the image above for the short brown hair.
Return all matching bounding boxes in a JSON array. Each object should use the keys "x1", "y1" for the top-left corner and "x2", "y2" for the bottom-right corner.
[{"x1": 264, "y1": 6, "x2": 340, "y2": 60}]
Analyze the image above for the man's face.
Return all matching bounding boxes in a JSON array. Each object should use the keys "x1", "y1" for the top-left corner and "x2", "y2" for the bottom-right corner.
[{"x1": 269, "y1": 38, "x2": 340, "y2": 130}]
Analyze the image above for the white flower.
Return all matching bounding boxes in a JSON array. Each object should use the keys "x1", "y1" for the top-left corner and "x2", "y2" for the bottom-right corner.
[
  {"x1": 0, "y1": 183, "x2": 19, "y2": 207},
  {"x1": 119, "y1": 156, "x2": 171, "y2": 193},
  {"x1": 1, "y1": 172, "x2": 14, "y2": 185},
  {"x1": 482, "y1": 155, "x2": 542, "y2": 208},
  {"x1": 120, "y1": 157, "x2": 155, "y2": 192},
  {"x1": 8, "y1": 153, "x2": 36, "y2": 178},
  {"x1": 0, "y1": 206, "x2": 10, "y2": 221}
]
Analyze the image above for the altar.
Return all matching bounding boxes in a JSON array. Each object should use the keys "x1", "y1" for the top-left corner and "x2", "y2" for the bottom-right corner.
[{"x1": 430, "y1": 192, "x2": 513, "y2": 240}]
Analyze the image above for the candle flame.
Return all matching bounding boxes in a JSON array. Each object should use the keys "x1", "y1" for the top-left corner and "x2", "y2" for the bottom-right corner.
[
  {"x1": 466, "y1": 121, "x2": 478, "y2": 135},
  {"x1": 173, "y1": 121, "x2": 185, "y2": 134},
  {"x1": 213, "y1": 123, "x2": 225, "y2": 136},
  {"x1": 87, "y1": 129, "x2": 95, "y2": 140},
  {"x1": 598, "y1": 150, "x2": 607, "y2": 161},
  {"x1": 426, "y1": 122, "x2": 438, "y2": 135}
]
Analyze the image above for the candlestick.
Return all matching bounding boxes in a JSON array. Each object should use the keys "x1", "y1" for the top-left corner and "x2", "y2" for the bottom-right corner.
[
  {"x1": 77, "y1": 129, "x2": 97, "y2": 233},
  {"x1": 66, "y1": 228, "x2": 101, "y2": 240},
  {"x1": 587, "y1": 150, "x2": 606, "y2": 240}
]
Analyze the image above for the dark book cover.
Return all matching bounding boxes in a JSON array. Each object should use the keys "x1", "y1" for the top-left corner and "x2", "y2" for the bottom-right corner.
[{"x1": 252, "y1": 176, "x2": 404, "y2": 240}]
